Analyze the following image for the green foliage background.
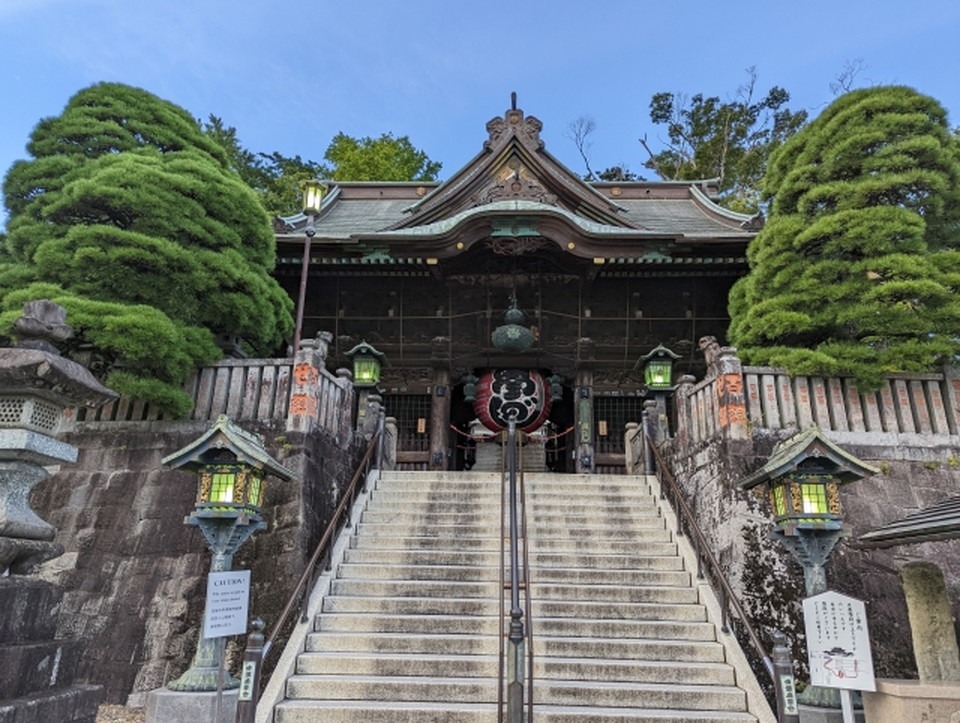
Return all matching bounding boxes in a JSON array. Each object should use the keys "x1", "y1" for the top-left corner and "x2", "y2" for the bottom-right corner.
[
  {"x1": 1, "y1": 83, "x2": 293, "y2": 416},
  {"x1": 728, "y1": 86, "x2": 960, "y2": 385}
]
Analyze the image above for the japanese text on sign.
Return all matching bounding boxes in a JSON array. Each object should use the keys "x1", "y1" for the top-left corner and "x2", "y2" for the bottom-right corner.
[{"x1": 802, "y1": 591, "x2": 875, "y2": 691}]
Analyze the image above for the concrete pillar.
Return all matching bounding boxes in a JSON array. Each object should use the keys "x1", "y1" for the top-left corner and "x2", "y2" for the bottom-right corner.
[
  {"x1": 429, "y1": 368, "x2": 452, "y2": 471},
  {"x1": 900, "y1": 561, "x2": 960, "y2": 683}
]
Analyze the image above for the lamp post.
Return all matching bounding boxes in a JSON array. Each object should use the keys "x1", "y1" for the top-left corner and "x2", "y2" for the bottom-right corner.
[
  {"x1": 292, "y1": 180, "x2": 327, "y2": 355},
  {"x1": 163, "y1": 415, "x2": 295, "y2": 692},
  {"x1": 739, "y1": 427, "x2": 878, "y2": 710}
]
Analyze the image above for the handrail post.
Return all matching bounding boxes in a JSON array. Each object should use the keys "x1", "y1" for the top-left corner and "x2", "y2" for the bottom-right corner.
[
  {"x1": 234, "y1": 618, "x2": 264, "y2": 723},
  {"x1": 506, "y1": 421, "x2": 525, "y2": 723},
  {"x1": 771, "y1": 630, "x2": 800, "y2": 722}
]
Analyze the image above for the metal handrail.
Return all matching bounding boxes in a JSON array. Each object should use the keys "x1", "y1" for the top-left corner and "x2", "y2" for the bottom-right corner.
[
  {"x1": 498, "y1": 422, "x2": 531, "y2": 723},
  {"x1": 260, "y1": 427, "x2": 381, "y2": 664},
  {"x1": 644, "y1": 432, "x2": 775, "y2": 681}
]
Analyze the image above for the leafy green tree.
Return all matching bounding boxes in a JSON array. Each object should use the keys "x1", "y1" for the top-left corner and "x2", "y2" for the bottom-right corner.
[
  {"x1": 642, "y1": 69, "x2": 807, "y2": 212},
  {"x1": 728, "y1": 86, "x2": 960, "y2": 386},
  {"x1": 202, "y1": 116, "x2": 323, "y2": 216},
  {"x1": 321, "y1": 132, "x2": 441, "y2": 182},
  {"x1": 1, "y1": 82, "x2": 293, "y2": 416}
]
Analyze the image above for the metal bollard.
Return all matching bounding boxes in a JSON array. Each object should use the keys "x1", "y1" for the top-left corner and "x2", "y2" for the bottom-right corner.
[
  {"x1": 771, "y1": 629, "x2": 800, "y2": 723},
  {"x1": 235, "y1": 618, "x2": 265, "y2": 723}
]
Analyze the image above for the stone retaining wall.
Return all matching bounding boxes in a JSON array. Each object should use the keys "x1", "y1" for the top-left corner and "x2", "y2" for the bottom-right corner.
[{"x1": 29, "y1": 419, "x2": 364, "y2": 703}]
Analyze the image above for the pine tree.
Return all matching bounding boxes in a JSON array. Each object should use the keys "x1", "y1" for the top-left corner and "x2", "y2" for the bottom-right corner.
[
  {"x1": 0, "y1": 83, "x2": 293, "y2": 415},
  {"x1": 728, "y1": 86, "x2": 960, "y2": 386}
]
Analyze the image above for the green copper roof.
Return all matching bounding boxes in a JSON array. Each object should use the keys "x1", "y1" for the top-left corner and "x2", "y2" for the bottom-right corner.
[
  {"x1": 162, "y1": 414, "x2": 296, "y2": 481},
  {"x1": 739, "y1": 426, "x2": 880, "y2": 490}
]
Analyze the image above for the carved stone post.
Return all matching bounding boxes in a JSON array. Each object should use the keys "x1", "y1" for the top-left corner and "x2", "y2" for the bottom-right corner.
[
  {"x1": 715, "y1": 347, "x2": 749, "y2": 441},
  {"x1": 383, "y1": 416, "x2": 398, "y2": 471},
  {"x1": 335, "y1": 368, "x2": 354, "y2": 442},
  {"x1": 900, "y1": 561, "x2": 960, "y2": 683},
  {"x1": 286, "y1": 333, "x2": 328, "y2": 434}
]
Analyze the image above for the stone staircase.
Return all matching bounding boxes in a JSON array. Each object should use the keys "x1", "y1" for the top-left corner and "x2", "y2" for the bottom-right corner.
[{"x1": 267, "y1": 470, "x2": 772, "y2": 722}]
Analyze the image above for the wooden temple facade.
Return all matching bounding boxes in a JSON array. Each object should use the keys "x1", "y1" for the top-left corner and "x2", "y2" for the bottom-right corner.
[{"x1": 274, "y1": 104, "x2": 759, "y2": 473}]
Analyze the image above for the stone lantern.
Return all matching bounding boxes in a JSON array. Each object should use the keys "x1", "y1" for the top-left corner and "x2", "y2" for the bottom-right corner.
[
  {"x1": 0, "y1": 300, "x2": 117, "y2": 573},
  {"x1": 0, "y1": 300, "x2": 117, "y2": 723}
]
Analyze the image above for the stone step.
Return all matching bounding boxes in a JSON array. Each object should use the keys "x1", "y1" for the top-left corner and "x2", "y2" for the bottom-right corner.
[
  {"x1": 532, "y1": 679, "x2": 747, "y2": 712},
  {"x1": 530, "y1": 583, "x2": 699, "y2": 605},
  {"x1": 274, "y1": 699, "x2": 496, "y2": 723},
  {"x1": 275, "y1": 700, "x2": 756, "y2": 723},
  {"x1": 303, "y1": 632, "x2": 726, "y2": 663},
  {"x1": 295, "y1": 651, "x2": 735, "y2": 686},
  {"x1": 531, "y1": 553, "x2": 684, "y2": 570},
  {"x1": 321, "y1": 595, "x2": 706, "y2": 622},
  {"x1": 284, "y1": 674, "x2": 498, "y2": 703},
  {"x1": 315, "y1": 613, "x2": 500, "y2": 635},
  {"x1": 329, "y1": 578, "x2": 501, "y2": 599},
  {"x1": 535, "y1": 618, "x2": 717, "y2": 642},
  {"x1": 532, "y1": 706, "x2": 758, "y2": 722},
  {"x1": 354, "y1": 522, "x2": 500, "y2": 538},
  {"x1": 342, "y1": 548, "x2": 504, "y2": 567},
  {"x1": 283, "y1": 675, "x2": 746, "y2": 712},
  {"x1": 529, "y1": 567, "x2": 692, "y2": 587},
  {"x1": 296, "y1": 651, "x2": 499, "y2": 678},
  {"x1": 527, "y1": 534, "x2": 676, "y2": 550},
  {"x1": 337, "y1": 562, "x2": 500, "y2": 582},
  {"x1": 360, "y1": 510, "x2": 502, "y2": 525},
  {"x1": 305, "y1": 631, "x2": 500, "y2": 656},
  {"x1": 350, "y1": 534, "x2": 503, "y2": 551}
]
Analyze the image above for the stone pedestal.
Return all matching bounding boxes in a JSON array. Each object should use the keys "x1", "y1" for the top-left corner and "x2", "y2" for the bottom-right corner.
[
  {"x1": 798, "y1": 703, "x2": 864, "y2": 723},
  {"x1": 0, "y1": 579, "x2": 102, "y2": 723},
  {"x1": 861, "y1": 679, "x2": 960, "y2": 722},
  {"x1": 145, "y1": 687, "x2": 239, "y2": 723}
]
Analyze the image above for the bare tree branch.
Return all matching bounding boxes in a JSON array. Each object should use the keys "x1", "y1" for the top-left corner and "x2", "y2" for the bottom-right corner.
[{"x1": 564, "y1": 115, "x2": 597, "y2": 180}]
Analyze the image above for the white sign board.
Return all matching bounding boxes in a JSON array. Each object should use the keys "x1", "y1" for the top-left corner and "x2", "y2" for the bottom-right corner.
[
  {"x1": 802, "y1": 590, "x2": 876, "y2": 691},
  {"x1": 202, "y1": 570, "x2": 251, "y2": 639}
]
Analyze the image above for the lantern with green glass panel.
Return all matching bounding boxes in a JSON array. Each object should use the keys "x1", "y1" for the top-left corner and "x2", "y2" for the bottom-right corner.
[
  {"x1": 739, "y1": 427, "x2": 877, "y2": 538},
  {"x1": 346, "y1": 341, "x2": 385, "y2": 388},
  {"x1": 640, "y1": 344, "x2": 680, "y2": 390},
  {"x1": 163, "y1": 414, "x2": 295, "y2": 524}
]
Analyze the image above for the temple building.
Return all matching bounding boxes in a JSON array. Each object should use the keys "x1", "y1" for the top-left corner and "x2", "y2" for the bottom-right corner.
[{"x1": 274, "y1": 103, "x2": 759, "y2": 473}]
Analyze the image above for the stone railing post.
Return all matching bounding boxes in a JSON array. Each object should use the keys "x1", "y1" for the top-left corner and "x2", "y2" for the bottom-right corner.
[
  {"x1": 716, "y1": 347, "x2": 749, "y2": 441},
  {"x1": 286, "y1": 332, "x2": 332, "y2": 434},
  {"x1": 673, "y1": 374, "x2": 696, "y2": 452},
  {"x1": 624, "y1": 422, "x2": 641, "y2": 475},
  {"x1": 383, "y1": 416, "x2": 398, "y2": 471},
  {"x1": 335, "y1": 368, "x2": 354, "y2": 442}
]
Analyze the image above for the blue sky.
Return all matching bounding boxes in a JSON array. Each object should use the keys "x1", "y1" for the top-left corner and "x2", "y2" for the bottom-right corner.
[{"x1": 2, "y1": 0, "x2": 959, "y2": 228}]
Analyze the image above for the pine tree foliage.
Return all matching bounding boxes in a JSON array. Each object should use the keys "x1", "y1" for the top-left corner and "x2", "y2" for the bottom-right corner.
[
  {"x1": 0, "y1": 83, "x2": 293, "y2": 416},
  {"x1": 728, "y1": 86, "x2": 960, "y2": 386}
]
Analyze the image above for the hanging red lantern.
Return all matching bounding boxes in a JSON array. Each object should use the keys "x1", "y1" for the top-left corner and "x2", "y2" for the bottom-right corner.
[{"x1": 474, "y1": 369, "x2": 552, "y2": 433}]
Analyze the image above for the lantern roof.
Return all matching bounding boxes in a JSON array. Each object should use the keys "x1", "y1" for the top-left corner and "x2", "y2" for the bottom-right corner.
[
  {"x1": 344, "y1": 341, "x2": 385, "y2": 359},
  {"x1": 640, "y1": 343, "x2": 680, "y2": 363},
  {"x1": 858, "y1": 495, "x2": 960, "y2": 548},
  {"x1": 739, "y1": 426, "x2": 879, "y2": 491},
  {"x1": 162, "y1": 415, "x2": 296, "y2": 481}
]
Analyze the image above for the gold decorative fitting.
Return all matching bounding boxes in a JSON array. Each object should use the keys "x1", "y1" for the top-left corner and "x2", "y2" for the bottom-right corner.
[
  {"x1": 611, "y1": 187, "x2": 622, "y2": 197},
  {"x1": 416, "y1": 186, "x2": 427, "y2": 197}
]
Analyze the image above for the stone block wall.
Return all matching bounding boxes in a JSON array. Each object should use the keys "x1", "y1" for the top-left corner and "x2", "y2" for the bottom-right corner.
[
  {"x1": 664, "y1": 426, "x2": 960, "y2": 681},
  {"x1": 28, "y1": 419, "x2": 364, "y2": 703}
]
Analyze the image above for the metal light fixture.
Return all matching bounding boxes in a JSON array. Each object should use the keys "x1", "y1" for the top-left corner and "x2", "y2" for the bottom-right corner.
[
  {"x1": 345, "y1": 341, "x2": 385, "y2": 388},
  {"x1": 163, "y1": 415, "x2": 295, "y2": 692},
  {"x1": 292, "y1": 180, "x2": 328, "y2": 355},
  {"x1": 641, "y1": 344, "x2": 680, "y2": 390}
]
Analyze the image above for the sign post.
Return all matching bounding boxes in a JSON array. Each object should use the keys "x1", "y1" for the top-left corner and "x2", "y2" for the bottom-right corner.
[
  {"x1": 802, "y1": 591, "x2": 875, "y2": 723},
  {"x1": 202, "y1": 570, "x2": 251, "y2": 722}
]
